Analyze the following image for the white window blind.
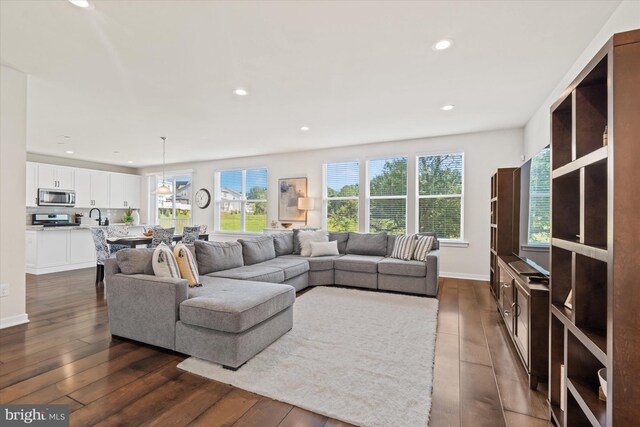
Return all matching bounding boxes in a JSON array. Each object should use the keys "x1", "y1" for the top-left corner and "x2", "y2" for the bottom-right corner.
[
  {"x1": 324, "y1": 161, "x2": 359, "y2": 232},
  {"x1": 367, "y1": 156, "x2": 407, "y2": 234},
  {"x1": 528, "y1": 147, "x2": 550, "y2": 244},
  {"x1": 417, "y1": 153, "x2": 463, "y2": 240},
  {"x1": 217, "y1": 168, "x2": 267, "y2": 232}
]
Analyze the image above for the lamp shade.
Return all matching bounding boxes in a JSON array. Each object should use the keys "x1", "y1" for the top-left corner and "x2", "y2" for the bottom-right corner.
[
  {"x1": 156, "y1": 184, "x2": 172, "y2": 195},
  {"x1": 297, "y1": 197, "x2": 314, "y2": 210}
]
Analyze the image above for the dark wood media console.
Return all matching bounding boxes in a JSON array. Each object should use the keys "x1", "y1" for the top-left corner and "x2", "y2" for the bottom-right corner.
[{"x1": 496, "y1": 255, "x2": 549, "y2": 390}]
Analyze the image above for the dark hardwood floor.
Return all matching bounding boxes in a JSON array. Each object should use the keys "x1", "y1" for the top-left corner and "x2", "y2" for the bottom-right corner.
[{"x1": 0, "y1": 269, "x2": 549, "y2": 426}]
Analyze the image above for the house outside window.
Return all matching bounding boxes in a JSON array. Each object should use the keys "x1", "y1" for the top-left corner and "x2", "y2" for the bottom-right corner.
[
  {"x1": 154, "y1": 175, "x2": 193, "y2": 233},
  {"x1": 417, "y1": 153, "x2": 464, "y2": 240},
  {"x1": 217, "y1": 168, "x2": 267, "y2": 232}
]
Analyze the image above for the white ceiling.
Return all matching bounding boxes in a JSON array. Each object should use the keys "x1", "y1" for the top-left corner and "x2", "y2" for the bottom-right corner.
[{"x1": 1, "y1": 0, "x2": 621, "y2": 167}]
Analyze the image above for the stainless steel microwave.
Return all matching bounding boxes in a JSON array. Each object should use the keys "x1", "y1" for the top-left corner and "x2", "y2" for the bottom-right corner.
[{"x1": 38, "y1": 188, "x2": 76, "y2": 207}]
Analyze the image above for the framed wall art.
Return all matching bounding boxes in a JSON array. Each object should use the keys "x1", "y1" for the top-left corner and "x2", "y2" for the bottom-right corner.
[{"x1": 278, "y1": 177, "x2": 307, "y2": 221}]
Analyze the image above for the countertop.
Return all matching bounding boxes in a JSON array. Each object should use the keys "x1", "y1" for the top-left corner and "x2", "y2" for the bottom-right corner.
[{"x1": 26, "y1": 223, "x2": 148, "y2": 231}]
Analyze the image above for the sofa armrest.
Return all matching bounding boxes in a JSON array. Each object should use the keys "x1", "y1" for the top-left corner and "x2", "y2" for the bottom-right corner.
[
  {"x1": 105, "y1": 270, "x2": 189, "y2": 350},
  {"x1": 425, "y1": 250, "x2": 440, "y2": 296}
]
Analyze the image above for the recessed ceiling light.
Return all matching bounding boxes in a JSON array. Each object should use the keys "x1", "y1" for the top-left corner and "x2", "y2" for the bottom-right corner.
[
  {"x1": 63, "y1": 135, "x2": 71, "y2": 139},
  {"x1": 65, "y1": 150, "x2": 74, "y2": 154},
  {"x1": 300, "y1": 126, "x2": 310, "y2": 131},
  {"x1": 440, "y1": 104, "x2": 456, "y2": 111},
  {"x1": 68, "y1": 0, "x2": 90, "y2": 8},
  {"x1": 433, "y1": 39, "x2": 453, "y2": 51},
  {"x1": 234, "y1": 88, "x2": 248, "y2": 96},
  {"x1": 57, "y1": 142, "x2": 65, "y2": 145},
  {"x1": 113, "y1": 151, "x2": 119, "y2": 154},
  {"x1": 127, "y1": 160, "x2": 133, "y2": 164}
]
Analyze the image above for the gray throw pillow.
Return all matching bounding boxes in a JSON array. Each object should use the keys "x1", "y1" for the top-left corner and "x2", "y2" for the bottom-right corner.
[
  {"x1": 194, "y1": 240, "x2": 244, "y2": 274},
  {"x1": 272, "y1": 233, "x2": 294, "y2": 256},
  {"x1": 292, "y1": 228, "x2": 319, "y2": 255},
  {"x1": 329, "y1": 232, "x2": 349, "y2": 254},
  {"x1": 417, "y1": 232, "x2": 439, "y2": 250},
  {"x1": 116, "y1": 248, "x2": 155, "y2": 275},
  {"x1": 345, "y1": 232, "x2": 388, "y2": 256},
  {"x1": 238, "y1": 236, "x2": 276, "y2": 265}
]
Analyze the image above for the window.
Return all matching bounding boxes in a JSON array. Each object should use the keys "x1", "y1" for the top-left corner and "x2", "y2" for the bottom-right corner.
[
  {"x1": 217, "y1": 168, "x2": 267, "y2": 232},
  {"x1": 367, "y1": 156, "x2": 407, "y2": 234},
  {"x1": 417, "y1": 153, "x2": 463, "y2": 240},
  {"x1": 324, "y1": 161, "x2": 359, "y2": 232},
  {"x1": 154, "y1": 175, "x2": 192, "y2": 233},
  {"x1": 528, "y1": 147, "x2": 550, "y2": 244}
]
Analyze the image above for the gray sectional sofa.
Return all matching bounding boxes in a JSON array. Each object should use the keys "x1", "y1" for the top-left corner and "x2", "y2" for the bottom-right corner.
[{"x1": 105, "y1": 231, "x2": 439, "y2": 369}]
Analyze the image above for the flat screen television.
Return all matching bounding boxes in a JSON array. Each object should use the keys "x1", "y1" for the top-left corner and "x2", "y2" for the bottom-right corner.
[{"x1": 512, "y1": 146, "x2": 550, "y2": 275}]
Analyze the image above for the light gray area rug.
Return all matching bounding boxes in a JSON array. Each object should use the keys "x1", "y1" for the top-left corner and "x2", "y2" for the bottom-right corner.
[{"x1": 177, "y1": 286, "x2": 439, "y2": 427}]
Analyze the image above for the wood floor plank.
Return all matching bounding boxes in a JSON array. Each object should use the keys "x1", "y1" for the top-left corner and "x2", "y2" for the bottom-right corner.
[
  {"x1": 278, "y1": 407, "x2": 328, "y2": 427},
  {"x1": 436, "y1": 281, "x2": 459, "y2": 336},
  {"x1": 233, "y1": 398, "x2": 293, "y2": 427},
  {"x1": 323, "y1": 419, "x2": 357, "y2": 427},
  {"x1": 460, "y1": 361, "x2": 505, "y2": 427},
  {"x1": 504, "y1": 410, "x2": 551, "y2": 427},
  {"x1": 51, "y1": 395, "x2": 85, "y2": 412},
  {"x1": 187, "y1": 388, "x2": 261, "y2": 427},
  {"x1": 457, "y1": 282, "x2": 493, "y2": 366},
  {"x1": 430, "y1": 332, "x2": 461, "y2": 427}
]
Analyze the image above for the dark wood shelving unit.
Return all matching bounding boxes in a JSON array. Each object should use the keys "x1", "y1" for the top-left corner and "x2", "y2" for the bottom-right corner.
[
  {"x1": 549, "y1": 29, "x2": 640, "y2": 427},
  {"x1": 489, "y1": 168, "x2": 517, "y2": 298}
]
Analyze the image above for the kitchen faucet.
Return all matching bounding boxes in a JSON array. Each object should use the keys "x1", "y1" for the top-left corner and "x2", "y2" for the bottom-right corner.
[{"x1": 89, "y1": 208, "x2": 102, "y2": 226}]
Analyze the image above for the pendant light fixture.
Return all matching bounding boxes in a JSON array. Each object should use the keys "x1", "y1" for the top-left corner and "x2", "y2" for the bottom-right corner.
[{"x1": 156, "y1": 137, "x2": 173, "y2": 195}]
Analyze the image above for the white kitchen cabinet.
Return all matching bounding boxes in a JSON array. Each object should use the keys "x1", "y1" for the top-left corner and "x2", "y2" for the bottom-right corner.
[
  {"x1": 25, "y1": 228, "x2": 96, "y2": 275},
  {"x1": 110, "y1": 173, "x2": 141, "y2": 209},
  {"x1": 37, "y1": 164, "x2": 74, "y2": 190},
  {"x1": 75, "y1": 169, "x2": 110, "y2": 208},
  {"x1": 26, "y1": 162, "x2": 38, "y2": 207}
]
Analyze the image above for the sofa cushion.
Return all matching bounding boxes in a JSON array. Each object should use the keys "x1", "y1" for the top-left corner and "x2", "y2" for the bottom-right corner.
[
  {"x1": 180, "y1": 277, "x2": 295, "y2": 333},
  {"x1": 272, "y1": 233, "x2": 294, "y2": 256},
  {"x1": 310, "y1": 240, "x2": 339, "y2": 257},
  {"x1": 386, "y1": 234, "x2": 396, "y2": 257},
  {"x1": 207, "y1": 265, "x2": 285, "y2": 283},
  {"x1": 116, "y1": 248, "x2": 155, "y2": 275},
  {"x1": 195, "y1": 241, "x2": 244, "y2": 275},
  {"x1": 238, "y1": 236, "x2": 276, "y2": 265},
  {"x1": 334, "y1": 254, "x2": 384, "y2": 273},
  {"x1": 259, "y1": 258, "x2": 310, "y2": 280},
  {"x1": 377, "y1": 257, "x2": 427, "y2": 277},
  {"x1": 329, "y1": 232, "x2": 349, "y2": 254},
  {"x1": 345, "y1": 232, "x2": 387, "y2": 256},
  {"x1": 279, "y1": 254, "x2": 341, "y2": 271}
]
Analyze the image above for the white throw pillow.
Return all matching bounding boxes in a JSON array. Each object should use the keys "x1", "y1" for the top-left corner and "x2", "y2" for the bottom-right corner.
[
  {"x1": 152, "y1": 242, "x2": 181, "y2": 278},
  {"x1": 310, "y1": 240, "x2": 339, "y2": 257},
  {"x1": 391, "y1": 234, "x2": 418, "y2": 261},
  {"x1": 298, "y1": 229, "x2": 329, "y2": 257},
  {"x1": 413, "y1": 235, "x2": 435, "y2": 261}
]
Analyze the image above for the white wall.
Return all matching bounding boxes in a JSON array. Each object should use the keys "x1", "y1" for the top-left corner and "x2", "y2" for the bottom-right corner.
[
  {"x1": 0, "y1": 66, "x2": 28, "y2": 328},
  {"x1": 523, "y1": 0, "x2": 640, "y2": 160},
  {"x1": 139, "y1": 128, "x2": 523, "y2": 280},
  {"x1": 27, "y1": 153, "x2": 138, "y2": 174}
]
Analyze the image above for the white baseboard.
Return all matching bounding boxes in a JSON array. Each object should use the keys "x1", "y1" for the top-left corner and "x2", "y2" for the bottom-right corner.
[
  {"x1": 0, "y1": 313, "x2": 29, "y2": 329},
  {"x1": 26, "y1": 261, "x2": 95, "y2": 275},
  {"x1": 440, "y1": 271, "x2": 490, "y2": 282}
]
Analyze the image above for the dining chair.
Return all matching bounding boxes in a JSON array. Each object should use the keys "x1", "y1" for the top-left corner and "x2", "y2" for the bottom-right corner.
[
  {"x1": 199, "y1": 224, "x2": 207, "y2": 235},
  {"x1": 106, "y1": 225, "x2": 129, "y2": 254},
  {"x1": 90, "y1": 228, "x2": 109, "y2": 284},
  {"x1": 151, "y1": 227, "x2": 175, "y2": 247},
  {"x1": 181, "y1": 226, "x2": 201, "y2": 244}
]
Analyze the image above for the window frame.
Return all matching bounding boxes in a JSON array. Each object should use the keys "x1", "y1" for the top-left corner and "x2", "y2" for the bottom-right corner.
[
  {"x1": 149, "y1": 172, "x2": 194, "y2": 232},
  {"x1": 365, "y1": 155, "x2": 408, "y2": 235},
  {"x1": 415, "y1": 152, "x2": 465, "y2": 242},
  {"x1": 322, "y1": 160, "x2": 360, "y2": 232},
  {"x1": 215, "y1": 167, "x2": 268, "y2": 234},
  {"x1": 527, "y1": 147, "x2": 550, "y2": 246}
]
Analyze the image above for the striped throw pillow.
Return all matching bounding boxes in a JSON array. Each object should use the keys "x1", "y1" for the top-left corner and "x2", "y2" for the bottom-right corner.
[
  {"x1": 152, "y1": 243, "x2": 181, "y2": 279},
  {"x1": 174, "y1": 243, "x2": 201, "y2": 287},
  {"x1": 413, "y1": 235, "x2": 435, "y2": 261},
  {"x1": 390, "y1": 234, "x2": 418, "y2": 261}
]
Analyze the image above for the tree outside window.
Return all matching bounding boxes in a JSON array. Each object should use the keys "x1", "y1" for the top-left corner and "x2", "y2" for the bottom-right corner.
[
  {"x1": 528, "y1": 147, "x2": 550, "y2": 244},
  {"x1": 218, "y1": 168, "x2": 267, "y2": 232},
  {"x1": 367, "y1": 157, "x2": 407, "y2": 235},
  {"x1": 324, "y1": 161, "x2": 359, "y2": 232}
]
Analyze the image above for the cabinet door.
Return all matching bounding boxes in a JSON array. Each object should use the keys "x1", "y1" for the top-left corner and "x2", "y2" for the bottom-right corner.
[
  {"x1": 26, "y1": 162, "x2": 38, "y2": 207},
  {"x1": 515, "y1": 285, "x2": 530, "y2": 366},
  {"x1": 56, "y1": 167, "x2": 74, "y2": 190},
  {"x1": 92, "y1": 171, "x2": 110, "y2": 208},
  {"x1": 37, "y1": 164, "x2": 57, "y2": 188},
  {"x1": 69, "y1": 230, "x2": 96, "y2": 264},
  {"x1": 124, "y1": 175, "x2": 141, "y2": 209},
  {"x1": 36, "y1": 231, "x2": 69, "y2": 267},
  {"x1": 109, "y1": 174, "x2": 126, "y2": 209},
  {"x1": 74, "y1": 169, "x2": 93, "y2": 208},
  {"x1": 500, "y1": 266, "x2": 514, "y2": 332}
]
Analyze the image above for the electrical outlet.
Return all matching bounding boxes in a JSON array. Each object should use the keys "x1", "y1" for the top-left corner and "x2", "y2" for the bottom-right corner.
[{"x1": 0, "y1": 283, "x2": 9, "y2": 298}]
